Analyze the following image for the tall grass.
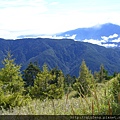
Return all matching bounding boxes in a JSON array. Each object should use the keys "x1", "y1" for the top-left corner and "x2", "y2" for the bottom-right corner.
[{"x1": 0, "y1": 80, "x2": 120, "y2": 115}]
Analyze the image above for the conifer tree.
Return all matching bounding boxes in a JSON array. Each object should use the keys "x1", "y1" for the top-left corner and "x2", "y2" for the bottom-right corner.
[
  {"x1": 74, "y1": 60, "x2": 94, "y2": 96},
  {"x1": 64, "y1": 74, "x2": 76, "y2": 93},
  {"x1": 23, "y1": 62, "x2": 40, "y2": 86},
  {"x1": 30, "y1": 63, "x2": 52, "y2": 99},
  {"x1": 49, "y1": 67, "x2": 64, "y2": 99},
  {"x1": 0, "y1": 52, "x2": 27, "y2": 108},
  {"x1": 30, "y1": 64, "x2": 64, "y2": 99},
  {"x1": 99, "y1": 64, "x2": 109, "y2": 82},
  {"x1": 0, "y1": 52, "x2": 24, "y2": 94}
]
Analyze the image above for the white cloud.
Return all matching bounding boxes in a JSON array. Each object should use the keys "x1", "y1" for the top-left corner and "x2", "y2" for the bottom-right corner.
[
  {"x1": 101, "y1": 34, "x2": 118, "y2": 42},
  {"x1": 109, "y1": 34, "x2": 118, "y2": 39},
  {"x1": 102, "y1": 44, "x2": 117, "y2": 48},
  {"x1": 0, "y1": 0, "x2": 120, "y2": 39},
  {"x1": 101, "y1": 36, "x2": 109, "y2": 41},
  {"x1": 83, "y1": 39, "x2": 118, "y2": 48},
  {"x1": 83, "y1": 39, "x2": 103, "y2": 46},
  {"x1": 111, "y1": 37, "x2": 120, "y2": 42},
  {"x1": 38, "y1": 34, "x2": 77, "y2": 40},
  {"x1": 82, "y1": 37, "x2": 120, "y2": 48}
]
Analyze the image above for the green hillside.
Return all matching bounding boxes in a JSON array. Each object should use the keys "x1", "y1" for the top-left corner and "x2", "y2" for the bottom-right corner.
[{"x1": 0, "y1": 38, "x2": 120, "y2": 76}]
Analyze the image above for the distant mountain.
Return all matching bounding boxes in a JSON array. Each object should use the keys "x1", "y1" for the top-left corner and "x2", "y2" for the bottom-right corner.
[
  {"x1": 16, "y1": 23, "x2": 120, "y2": 47},
  {"x1": 55, "y1": 23, "x2": 120, "y2": 47},
  {"x1": 1, "y1": 38, "x2": 120, "y2": 76}
]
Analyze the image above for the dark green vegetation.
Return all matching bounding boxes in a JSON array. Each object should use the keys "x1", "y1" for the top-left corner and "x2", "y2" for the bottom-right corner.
[
  {"x1": 1, "y1": 38, "x2": 120, "y2": 77},
  {"x1": 0, "y1": 52, "x2": 120, "y2": 115}
]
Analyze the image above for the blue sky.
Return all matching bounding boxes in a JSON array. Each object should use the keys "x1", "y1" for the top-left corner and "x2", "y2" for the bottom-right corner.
[{"x1": 0, "y1": 0, "x2": 120, "y2": 39}]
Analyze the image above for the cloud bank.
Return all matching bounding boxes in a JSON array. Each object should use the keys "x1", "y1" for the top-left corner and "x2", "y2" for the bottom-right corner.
[
  {"x1": 0, "y1": 0, "x2": 120, "y2": 39},
  {"x1": 83, "y1": 34, "x2": 120, "y2": 47}
]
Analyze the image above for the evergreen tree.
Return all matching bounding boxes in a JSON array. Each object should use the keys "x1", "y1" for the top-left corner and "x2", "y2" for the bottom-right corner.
[
  {"x1": 74, "y1": 60, "x2": 94, "y2": 96},
  {"x1": 23, "y1": 62, "x2": 41, "y2": 86},
  {"x1": 99, "y1": 64, "x2": 109, "y2": 82},
  {"x1": 49, "y1": 67, "x2": 64, "y2": 98},
  {"x1": 30, "y1": 64, "x2": 64, "y2": 99},
  {"x1": 94, "y1": 71, "x2": 100, "y2": 82},
  {"x1": 0, "y1": 52, "x2": 28, "y2": 108},
  {"x1": 0, "y1": 52, "x2": 24, "y2": 94},
  {"x1": 64, "y1": 74, "x2": 76, "y2": 93},
  {"x1": 30, "y1": 63, "x2": 52, "y2": 99}
]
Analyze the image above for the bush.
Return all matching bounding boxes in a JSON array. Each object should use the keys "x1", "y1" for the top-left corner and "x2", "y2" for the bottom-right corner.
[{"x1": 0, "y1": 93, "x2": 31, "y2": 109}]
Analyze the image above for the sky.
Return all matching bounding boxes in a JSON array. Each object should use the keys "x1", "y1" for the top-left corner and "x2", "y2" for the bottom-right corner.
[{"x1": 0, "y1": 0, "x2": 120, "y2": 39}]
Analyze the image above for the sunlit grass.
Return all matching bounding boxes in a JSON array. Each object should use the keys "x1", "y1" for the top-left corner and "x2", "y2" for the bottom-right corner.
[{"x1": 0, "y1": 81, "x2": 120, "y2": 115}]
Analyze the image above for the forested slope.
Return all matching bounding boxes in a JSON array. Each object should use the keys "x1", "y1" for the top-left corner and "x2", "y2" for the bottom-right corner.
[{"x1": 0, "y1": 38, "x2": 120, "y2": 76}]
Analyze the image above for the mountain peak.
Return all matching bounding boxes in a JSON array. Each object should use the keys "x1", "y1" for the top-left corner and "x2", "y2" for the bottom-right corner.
[{"x1": 55, "y1": 23, "x2": 120, "y2": 47}]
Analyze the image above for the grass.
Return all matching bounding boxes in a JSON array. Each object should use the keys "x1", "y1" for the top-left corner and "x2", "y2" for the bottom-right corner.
[
  {"x1": 0, "y1": 80, "x2": 120, "y2": 115},
  {"x1": 0, "y1": 97, "x2": 80, "y2": 115}
]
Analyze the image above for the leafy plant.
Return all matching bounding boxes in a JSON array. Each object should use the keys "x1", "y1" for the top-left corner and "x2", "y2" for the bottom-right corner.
[{"x1": 0, "y1": 52, "x2": 31, "y2": 109}]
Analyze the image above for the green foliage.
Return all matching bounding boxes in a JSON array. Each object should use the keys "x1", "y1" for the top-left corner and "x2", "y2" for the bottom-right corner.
[
  {"x1": 74, "y1": 60, "x2": 95, "y2": 96},
  {"x1": 49, "y1": 67, "x2": 64, "y2": 99},
  {"x1": 29, "y1": 64, "x2": 64, "y2": 100},
  {"x1": 0, "y1": 93, "x2": 31, "y2": 109},
  {"x1": 23, "y1": 62, "x2": 41, "y2": 86},
  {"x1": 29, "y1": 64, "x2": 52, "y2": 99},
  {"x1": 0, "y1": 52, "x2": 120, "y2": 115},
  {"x1": 64, "y1": 74, "x2": 76, "y2": 94},
  {"x1": 98, "y1": 64, "x2": 113, "y2": 82},
  {"x1": 0, "y1": 52, "x2": 31, "y2": 109},
  {"x1": 2, "y1": 38, "x2": 120, "y2": 77},
  {"x1": 107, "y1": 74, "x2": 120, "y2": 103},
  {"x1": 0, "y1": 52, "x2": 24, "y2": 94}
]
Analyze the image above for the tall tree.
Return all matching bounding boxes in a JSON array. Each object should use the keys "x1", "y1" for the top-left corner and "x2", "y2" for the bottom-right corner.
[
  {"x1": 99, "y1": 64, "x2": 108, "y2": 82},
  {"x1": 0, "y1": 52, "x2": 26, "y2": 108},
  {"x1": 30, "y1": 63, "x2": 52, "y2": 99},
  {"x1": 23, "y1": 62, "x2": 41, "y2": 86},
  {"x1": 0, "y1": 52, "x2": 24, "y2": 94},
  {"x1": 64, "y1": 74, "x2": 76, "y2": 93},
  {"x1": 30, "y1": 64, "x2": 64, "y2": 99},
  {"x1": 49, "y1": 67, "x2": 64, "y2": 98},
  {"x1": 74, "y1": 60, "x2": 94, "y2": 96}
]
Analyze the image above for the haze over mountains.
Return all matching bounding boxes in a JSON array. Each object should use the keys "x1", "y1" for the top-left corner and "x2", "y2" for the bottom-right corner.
[
  {"x1": 56, "y1": 23, "x2": 120, "y2": 47},
  {"x1": 18, "y1": 23, "x2": 120, "y2": 48},
  {"x1": 1, "y1": 23, "x2": 120, "y2": 76},
  {"x1": 1, "y1": 38, "x2": 120, "y2": 76}
]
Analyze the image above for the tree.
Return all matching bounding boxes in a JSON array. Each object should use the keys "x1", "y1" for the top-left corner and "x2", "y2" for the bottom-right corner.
[
  {"x1": 0, "y1": 52, "x2": 24, "y2": 94},
  {"x1": 23, "y1": 62, "x2": 41, "y2": 86},
  {"x1": 49, "y1": 67, "x2": 64, "y2": 98},
  {"x1": 74, "y1": 60, "x2": 94, "y2": 96},
  {"x1": 64, "y1": 74, "x2": 76, "y2": 94},
  {"x1": 30, "y1": 64, "x2": 64, "y2": 99},
  {"x1": 0, "y1": 52, "x2": 28, "y2": 108},
  {"x1": 29, "y1": 63, "x2": 52, "y2": 99},
  {"x1": 98, "y1": 64, "x2": 109, "y2": 82},
  {"x1": 107, "y1": 74, "x2": 120, "y2": 103},
  {"x1": 94, "y1": 71, "x2": 100, "y2": 82}
]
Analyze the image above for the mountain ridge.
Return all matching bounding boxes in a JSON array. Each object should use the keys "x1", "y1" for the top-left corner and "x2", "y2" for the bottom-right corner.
[
  {"x1": 15, "y1": 23, "x2": 120, "y2": 48},
  {"x1": 55, "y1": 23, "x2": 120, "y2": 47},
  {"x1": 0, "y1": 38, "x2": 120, "y2": 76}
]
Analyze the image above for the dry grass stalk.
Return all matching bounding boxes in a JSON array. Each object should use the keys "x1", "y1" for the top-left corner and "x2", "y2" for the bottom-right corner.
[
  {"x1": 78, "y1": 84, "x2": 91, "y2": 109},
  {"x1": 66, "y1": 93, "x2": 69, "y2": 105},
  {"x1": 65, "y1": 93, "x2": 69, "y2": 113},
  {"x1": 118, "y1": 92, "x2": 120, "y2": 104},
  {"x1": 91, "y1": 89, "x2": 100, "y2": 113},
  {"x1": 104, "y1": 88, "x2": 106, "y2": 97},
  {"x1": 92, "y1": 100, "x2": 94, "y2": 115},
  {"x1": 79, "y1": 94, "x2": 89, "y2": 114},
  {"x1": 51, "y1": 99, "x2": 56, "y2": 115},
  {"x1": 108, "y1": 100, "x2": 112, "y2": 115},
  {"x1": 71, "y1": 103, "x2": 75, "y2": 115}
]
